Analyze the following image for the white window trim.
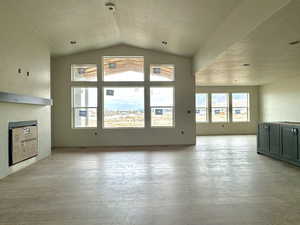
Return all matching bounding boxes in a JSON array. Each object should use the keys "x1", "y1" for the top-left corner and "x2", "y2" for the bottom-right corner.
[
  {"x1": 149, "y1": 64, "x2": 176, "y2": 82},
  {"x1": 195, "y1": 92, "x2": 251, "y2": 124},
  {"x1": 211, "y1": 93, "x2": 229, "y2": 123},
  {"x1": 71, "y1": 86, "x2": 98, "y2": 129},
  {"x1": 195, "y1": 93, "x2": 209, "y2": 123},
  {"x1": 102, "y1": 86, "x2": 146, "y2": 129},
  {"x1": 150, "y1": 86, "x2": 175, "y2": 128},
  {"x1": 231, "y1": 92, "x2": 250, "y2": 123},
  {"x1": 102, "y1": 56, "x2": 145, "y2": 82},
  {"x1": 71, "y1": 64, "x2": 98, "y2": 82}
]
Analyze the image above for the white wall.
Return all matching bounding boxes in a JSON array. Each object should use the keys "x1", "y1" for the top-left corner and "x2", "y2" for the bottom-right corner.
[
  {"x1": 259, "y1": 76, "x2": 300, "y2": 122},
  {"x1": 0, "y1": 10, "x2": 51, "y2": 179},
  {"x1": 196, "y1": 86, "x2": 259, "y2": 135},
  {"x1": 51, "y1": 45, "x2": 195, "y2": 147}
]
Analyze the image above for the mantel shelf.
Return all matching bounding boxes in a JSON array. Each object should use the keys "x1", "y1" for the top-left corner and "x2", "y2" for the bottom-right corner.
[{"x1": 0, "y1": 91, "x2": 52, "y2": 106}]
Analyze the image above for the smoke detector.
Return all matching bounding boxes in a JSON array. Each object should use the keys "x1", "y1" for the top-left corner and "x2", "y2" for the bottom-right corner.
[{"x1": 105, "y1": 2, "x2": 116, "y2": 11}]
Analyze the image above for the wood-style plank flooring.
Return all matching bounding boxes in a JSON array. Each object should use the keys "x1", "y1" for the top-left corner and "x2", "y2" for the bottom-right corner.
[{"x1": 1, "y1": 135, "x2": 300, "y2": 225}]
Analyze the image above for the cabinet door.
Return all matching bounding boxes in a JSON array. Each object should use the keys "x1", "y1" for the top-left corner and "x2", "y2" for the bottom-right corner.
[
  {"x1": 259, "y1": 124, "x2": 270, "y2": 153},
  {"x1": 282, "y1": 126, "x2": 298, "y2": 161},
  {"x1": 269, "y1": 124, "x2": 280, "y2": 156}
]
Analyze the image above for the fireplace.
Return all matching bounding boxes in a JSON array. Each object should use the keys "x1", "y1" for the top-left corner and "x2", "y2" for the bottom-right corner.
[{"x1": 8, "y1": 121, "x2": 38, "y2": 166}]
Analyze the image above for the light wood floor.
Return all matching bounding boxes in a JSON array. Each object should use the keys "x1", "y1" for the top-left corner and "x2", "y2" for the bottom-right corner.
[{"x1": 1, "y1": 135, "x2": 300, "y2": 225}]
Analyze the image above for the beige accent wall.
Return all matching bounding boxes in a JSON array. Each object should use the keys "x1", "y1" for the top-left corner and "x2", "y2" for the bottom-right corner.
[
  {"x1": 0, "y1": 13, "x2": 51, "y2": 179},
  {"x1": 196, "y1": 86, "x2": 259, "y2": 135},
  {"x1": 51, "y1": 45, "x2": 195, "y2": 147},
  {"x1": 259, "y1": 76, "x2": 300, "y2": 122}
]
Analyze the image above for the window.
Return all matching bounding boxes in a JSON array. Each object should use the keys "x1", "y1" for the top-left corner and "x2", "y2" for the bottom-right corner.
[
  {"x1": 71, "y1": 64, "x2": 97, "y2": 82},
  {"x1": 150, "y1": 87, "x2": 174, "y2": 127},
  {"x1": 103, "y1": 87, "x2": 145, "y2": 128},
  {"x1": 211, "y1": 93, "x2": 229, "y2": 122},
  {"x1": 72, "y1": 87, "x2": 97, "y2": 128},
  {"x1": 232, "y1": 93, "x2": 250, "y2": 122},
  {"x1": 196, "y1": 93, "x2": 208, "y2": 122},
  {"x1": 103, "y1": 56, "x2": 144, "y2": 81},
  {"x1": 150, "y1": 64, "x2": 175, "y2": 81}
]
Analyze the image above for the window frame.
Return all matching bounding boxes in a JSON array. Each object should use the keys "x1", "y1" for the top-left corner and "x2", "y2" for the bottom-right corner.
[
  {"x1": 231, "y1": 92, "x2": 250, "y2": 123},
  {"x1": 71, "y1": 64, "x2": 98, "y2": 82},
  {"x1": 102, "y1": 86, "x2": 146, "y2": 129},
  {"x1": 195, "y1": 93, "x2": 209, "y2": 123},
  {"x1": 102, "y1": 56, "x2": 145, "y2": 82},
  {"x1": 150, "y1": 86, "x2": 175, "y2": 128},
  {"x1": 149, "y1": 64, "x2": 175, "y2": 82},
  {"x1": 71, "y1": 86, "x2": 98, "y2": 129},
  {"x1": 211, "y1": 93, "x2": 229, "y2": 123}
]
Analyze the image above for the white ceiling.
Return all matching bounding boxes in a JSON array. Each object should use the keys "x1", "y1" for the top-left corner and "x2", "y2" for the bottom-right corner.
[
  {"x1": 3, "y1": 0, "x2": 300, "y2": 86},
  {"x1": 4, "y1": 0, "x2": 240, "y2": 57},
  {"x1": 196, "y1": 0, "x2": 300, "y2": 86}
]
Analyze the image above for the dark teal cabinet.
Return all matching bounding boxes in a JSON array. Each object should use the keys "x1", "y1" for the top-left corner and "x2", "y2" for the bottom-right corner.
[
  {"x1": 258, "y1": 123, "x2": 270, "y2": 153},
  {"x1": 257, "y1": 122, "x2": 300, "y2": 167},
  {"x1": 269, "y1": 124, "x2": 281, "y2": 156},
  {"x1": 281, "y1": 126, "x2": 299, "y2": 162}
]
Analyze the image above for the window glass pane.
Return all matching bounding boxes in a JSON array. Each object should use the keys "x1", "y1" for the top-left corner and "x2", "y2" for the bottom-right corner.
[
  {"x1": 196, "y1": 108, "x2": 207, "y2": 123},
  {"x1": 196, "y1": 93, "x2": 208, "y2": 107},
  {"x1": 150, "y1": 87, "x2": 174, "y2": 127},
  {"x1": 151, "y1": 107, "x2": 173, "y2": 127},
  {"x1": 211, "y1": 108, "x2": 228, "y2": 122},
  {"x1": 211, "y1": 93, "x2": 228, "y2": 107},
  {"x1": 103, "y1": 87, "x2": 144, "y2": 128},
  {"x1": 74, "y1": 108, "x2": 97, "y2": 128},
  {"x1": 71, "y1": 64, "x2": 97, "y2": 82},
  {"x1": 73, "y1": 87, "x2": 97, "y2": 107},
  {"x1": 150, "y1": 87, "x2": 174, "y2": 107},
  {"x1": 232, "y1": 108, "x2": 249, "y2": 122},
  {"x1": 103, "y1": 57, "x2": 144, "y2": 81},
  {"x1": 232, "y1": 93, "x2": 249, "y2": 107},
  {"x1": 150, "y1": 65, "x2": 175, "y2": 81}
]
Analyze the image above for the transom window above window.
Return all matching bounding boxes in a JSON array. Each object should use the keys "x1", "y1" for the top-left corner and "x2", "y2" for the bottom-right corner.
[
  {"x1": 103, "y1": 56, "x2": 144, "y2": 81},
  {"x1": 211, "y1": 93, "x2": 229, "y2": 122},
  {"x1": 71, "y1": 64, "x2": 97, "y2": 82},
  {"x1": 150, "y1": 64, "x2": 175, "y2": 81},
  {"x1": 196, "y1": 93, "x2": 208, "y2": 123},
  {"x1": 232, "y1": 93, "x2": 250, "y2": 122}
]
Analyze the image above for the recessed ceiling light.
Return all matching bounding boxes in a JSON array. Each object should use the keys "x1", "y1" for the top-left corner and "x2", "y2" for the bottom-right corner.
[
  {"x1": 162, "y1": 41, "x2": 168, "y2": 45},
  {"x1": 289, "y1": 40, "x2": 300, "y2": 45},
  {"x1": 243, "y1": 63, "x2": 250, "y2": 67},
  {"x1": 70, "y1": 41, "x2": 77, "y2": 45},
  {"x1": 105, "y1": 2, "x2": 116, "y2": 11}
]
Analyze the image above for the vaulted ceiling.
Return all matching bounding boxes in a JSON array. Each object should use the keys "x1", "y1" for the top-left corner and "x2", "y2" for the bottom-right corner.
[
  {"x1": 4, "y1": 0, "x2": 239, "y2": 56},
  {"x1": 3, "y1": 0, "x2": 300, "y2": 86}
]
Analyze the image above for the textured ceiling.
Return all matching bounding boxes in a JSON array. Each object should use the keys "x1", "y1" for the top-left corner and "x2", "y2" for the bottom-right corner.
[
  {"x1": 4, "y1": 0, "x2": 240, "y2": 57},
  {"x1": 3, "y1": 0, "x2": 299, "y2": 86},
  {"x1": 196, "y1": 0, "x2": 300, "y2": 86}
]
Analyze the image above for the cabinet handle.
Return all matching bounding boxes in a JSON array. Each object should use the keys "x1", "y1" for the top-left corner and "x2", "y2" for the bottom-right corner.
[{"x1": 291, "y1": 128, "x2": 298, "y2": 135}]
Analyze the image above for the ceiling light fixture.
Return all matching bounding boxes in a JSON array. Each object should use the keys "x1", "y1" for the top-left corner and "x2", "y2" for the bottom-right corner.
[
  {"x1": 105, "y1": 2, "x2": 116, "y2": 11},
  {"x1": 70, "y1": 40, "x2": 77, "y2": 45},
  {"x1": 162, "y1": 41, "x2": 168, "y2": 45},
  {"x1": 289, "y1": 40, "x2": 300, "y2": 45}
]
